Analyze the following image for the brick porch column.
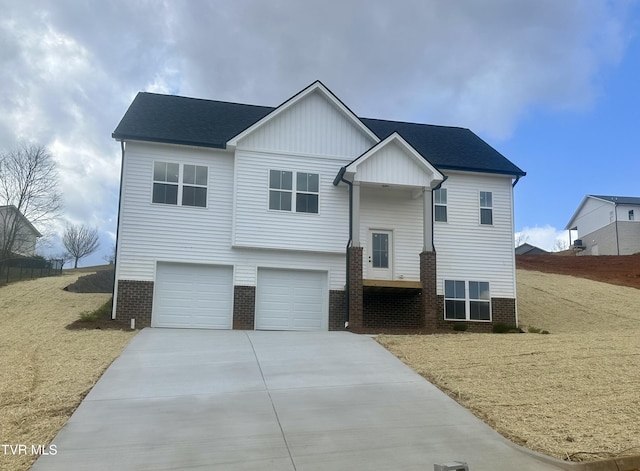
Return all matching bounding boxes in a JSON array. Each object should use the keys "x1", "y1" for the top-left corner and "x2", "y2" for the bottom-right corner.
[
  {"x1": 348, "y1": 246, "x2": 363, "y2": 329},
  {"x1": 420, "y1": 251, "x2": 437, "y2": 331}
]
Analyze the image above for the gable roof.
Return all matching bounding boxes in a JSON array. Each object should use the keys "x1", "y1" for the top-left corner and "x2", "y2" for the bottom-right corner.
[
  {"x1": 113, "y1": 87, "x2": 525, "y2": 177},
  {"x1": 0, "y1": 205, "x2": 42, "y2": 237},
  {"x1": 565, "y1": 194, "x2": 640, "y2": 229},
  {"x1": 515, "y1": 243, "x2": 548, "y2": 255},
  {"x1": 589, "y1": 195, "x2": 640, "y2": 205}
]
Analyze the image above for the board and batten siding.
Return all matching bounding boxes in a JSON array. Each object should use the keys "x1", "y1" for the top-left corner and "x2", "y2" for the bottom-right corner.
[
  {"x1": 359, "y1": 187, "x2": 424, "y2": 281},
  {"x1": 355, "y1": 143, "x2": 434, "y2": 187},
  {"x1": 433, "y1": 172, "x2": 516, "y2": 298},
  {"x1": 236, "y1": 89, "x2": 376, "y2": 158},
  {"x1": 116, "y1": 141, "x2": 348, "y2": 289}
]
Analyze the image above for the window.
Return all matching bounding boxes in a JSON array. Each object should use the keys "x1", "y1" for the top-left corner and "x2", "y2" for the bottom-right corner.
[
  {"x1": 152, "y1": 162, "x2": 208, "y2": 207},
  {"x1": 269, "y1": 170, "x2": 319, "y2": 213},
  {"x1": 433, "y1": 188, "x2": 447, "y2": 222},
  {"x1": 480, "y1": 191, "x2": 493, "y2": 225},
  {"x1": 630, "y1": 210, "x2": 635, "y2": 221},
  {"x1": 444, "y1": 280, "x2": 491, "y2": 321}
]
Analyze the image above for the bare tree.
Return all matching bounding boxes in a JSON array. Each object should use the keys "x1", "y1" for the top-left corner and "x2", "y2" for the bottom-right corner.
[
  {"x1": 62, "y1": 224, "x2": 100, "y2": 268},
  {"x1": 553, "y1": 238, "x2": 569, "y2": 252},
  {"x1": 0, "y1": 143, "x2": 62, "y2": 258},
  {"x1": 514, "y1": 232, "x2": 529, "y2": 247}
]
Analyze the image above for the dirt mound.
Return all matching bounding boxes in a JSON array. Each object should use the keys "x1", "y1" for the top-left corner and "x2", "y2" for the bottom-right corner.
[
  {"x1": 64, "y1": 269, "x2": 114, "y2": 293},
  {"x1": 516, "y1": 254, "x2": 640, "y2": 290}
]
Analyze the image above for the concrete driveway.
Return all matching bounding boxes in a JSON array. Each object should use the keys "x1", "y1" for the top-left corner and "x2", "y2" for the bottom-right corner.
[{"x1": 32, "y1": 329, "x2": 567, "y2": 471}]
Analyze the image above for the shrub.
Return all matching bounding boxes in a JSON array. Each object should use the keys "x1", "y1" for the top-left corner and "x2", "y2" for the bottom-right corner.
[
  {"x1": 453, "y1": 323, "x2": 468, "y2": 332},
  {"x1": 78, "y1": 298, "x2": 112, "y2": 322},
  {"x1": 541, "y1": 330, "x2": 550, "y2": 335},
  {"x1": 528, "y1": 326, "x2": 541, "y2": 334},
  {"x1": 492, "y1": 323, "x2": 522, "y2": 334}
]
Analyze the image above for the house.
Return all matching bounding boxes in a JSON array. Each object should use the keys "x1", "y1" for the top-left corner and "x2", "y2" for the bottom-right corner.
[
  {"x1": 515, "y1": 243, "x2": 548, "y2": 255},
  {"x1": 111, "y1": 81, "x2": 526, "y2": 332},
  {"x1": 565, "y1": 195, "x2": 640, "y2": 255},
  {"x1": 0, "y1": 205, "x2": 42, "y2": 258}
]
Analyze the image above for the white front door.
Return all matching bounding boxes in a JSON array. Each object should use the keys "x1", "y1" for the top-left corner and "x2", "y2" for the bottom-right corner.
[{"x1": 368, "y1": 230, "x2": 393, "y2": 279}]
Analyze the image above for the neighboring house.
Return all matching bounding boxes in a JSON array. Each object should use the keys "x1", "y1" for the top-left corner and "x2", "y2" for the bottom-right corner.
[
  {"x1": 111, "y1": 81, "x2": 526, "y2": 332},
  {"x1": 565, "y1": 195, "x2": 640, "y2": 256},
  {"x1": 0, "y1": 205, "x2": 42, "y2": 258},
  {"x1": 515, "y1": 243, "x2": 548, "y2": 255}
]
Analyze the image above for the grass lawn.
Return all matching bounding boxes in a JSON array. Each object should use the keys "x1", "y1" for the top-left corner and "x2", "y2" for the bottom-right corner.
[
  {"x1": 377, "y1": 269, "x2": 640, "y2": 463},
  {"x1": 0, "y1": 271, "x2": 136, "y2": 471}
]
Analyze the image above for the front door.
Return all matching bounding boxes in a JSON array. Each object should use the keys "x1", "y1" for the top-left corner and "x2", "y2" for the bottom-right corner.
[{"x1": 368, "y1": 230, "x2": 393, "y2": 279}]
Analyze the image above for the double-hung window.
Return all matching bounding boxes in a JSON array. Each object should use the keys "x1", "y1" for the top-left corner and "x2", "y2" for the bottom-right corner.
[
  {"x1": 152, "y1": 162, "x2": 208, "y2": 207},
  {"x1": 480, "y1": 191, "x2": 493, "y2": 225},
  {"x1": 629, "y1": 210, "x2": 635, "y2": 221},
  {"x1": 434, "y1": 188, "x2": 447, "y2": 222},
  {"x1": 269, "y1": 170, "x2": 319, "y2": 213},
  {"x1": 444, "y1": 280, "x2": 491, "y2": 321}
]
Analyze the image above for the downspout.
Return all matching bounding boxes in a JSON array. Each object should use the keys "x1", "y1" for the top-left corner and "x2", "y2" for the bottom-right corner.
[
  {"x1": 333, "y1": 166, "x2": 352, "y2": 329},
  {"x1": 111, "y1": 140, "x2": 126, "y2": 320},
  {"x1": 512, "y1": 175, "x2": 521, "y2": 188},
  {"x1": 614, "y1": 201, "x2": 620, "y2": 255},
  {"x1": 431, "y1": 175, "x2": 448, "y2": 252}
]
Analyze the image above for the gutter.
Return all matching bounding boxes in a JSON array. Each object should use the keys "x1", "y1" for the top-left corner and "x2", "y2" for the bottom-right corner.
[{"x1": 333, "y1": 167, "x2": 352, "y2": 329}]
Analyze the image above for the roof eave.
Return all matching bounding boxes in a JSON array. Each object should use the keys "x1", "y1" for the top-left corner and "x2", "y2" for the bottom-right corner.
[{"x1": 112, "y1": 134, "x2": 227, "y2": 150}]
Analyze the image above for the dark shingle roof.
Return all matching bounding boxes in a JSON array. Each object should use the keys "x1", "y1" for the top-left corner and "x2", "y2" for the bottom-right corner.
[
  {"x1": 113, "y1": 92, "x2": 525, "y2": 177},
  {"x1": 590, "y1": 195, "x2": 640, "y2": 205}
]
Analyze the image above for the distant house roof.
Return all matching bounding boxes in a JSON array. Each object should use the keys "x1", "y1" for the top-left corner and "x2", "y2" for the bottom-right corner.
[
  {"x1": 589, "y1": 195, "x2": 640, "y2": 205},
  {"x1": 515, "y1": 243, "x2": 548, "y2": 255},
  {"x1": 113, "y1": 89, "x2": 526, "y2": 177},
  {"x1": 566, "y1": 195, "x2": 640, "y2": 230},
  {"x1": 0, "y1": 205, "x2": 42, "y2": 237}
]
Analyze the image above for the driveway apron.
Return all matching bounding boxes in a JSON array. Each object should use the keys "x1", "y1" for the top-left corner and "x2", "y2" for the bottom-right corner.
[{"x1": 31, "y1": 329, "x2": 567, "y2": 470}]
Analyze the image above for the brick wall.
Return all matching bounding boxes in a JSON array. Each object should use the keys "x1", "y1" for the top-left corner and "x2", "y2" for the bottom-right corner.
[
  {"x1": 434, "y1": 296, "x2": 517, "y2": 333},
  {"x1": 348, "y1": 246, "x2": 363, "y2": 329},
  {"x1": 233, "y1": 285, "x2": 255, "y2": 330},
  {"x1": 329, "y1": 290, "x2": 345, "y2": 331},
  {"x1": 420, "y1": 251, "x2": 438, "y2": 331},
  {"x1": 363, "y1": 291, "x2": 422, "y2": 329},
  {"x1": 116, "y1": 280, "x2": 154, "y2": 328}
]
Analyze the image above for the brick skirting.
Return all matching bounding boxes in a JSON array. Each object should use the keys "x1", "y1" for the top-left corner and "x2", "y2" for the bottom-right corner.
[
  {"x1": 434, "y1": 296, "x2": 518, "y2": 333},
  {"x1": 363, "y1": 291, "x2": 422, "y2": 329},
  {"x1": 233, "y1": 285, "x2": 255, "y2": 330},
  {"x1": 115, "y1": 280, "x2": 154, "y2": 328},
  {"x1": 329, "y1": 290, "x2": 346, "y2": 331}
]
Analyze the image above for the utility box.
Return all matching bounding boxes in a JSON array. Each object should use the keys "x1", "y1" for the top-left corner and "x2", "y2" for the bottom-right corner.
[{"x1": 434, "y1": 462, "x2": 469, "y2": 471}]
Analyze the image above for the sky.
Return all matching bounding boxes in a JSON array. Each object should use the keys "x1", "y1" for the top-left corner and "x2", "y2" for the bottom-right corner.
[{"x1": 0, "y1": 0, "x2": 638, "y2": 265}]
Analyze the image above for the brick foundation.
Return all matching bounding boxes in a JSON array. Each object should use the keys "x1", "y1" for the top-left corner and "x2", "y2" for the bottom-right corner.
[
  {"x1": 233, "y1": 286, "x2": 255, "y2": 330},
  {"x1": 329, "y1": 290, "x2": 346, "y2": 331},
  {"x1": 363, "y1": 291, "x2": 422, "y2": 329},
  {"x1": 348, "y1": 246, "x2": 364, "y2": 329},
  {"x1": 115, "y1": 280, "x2": 154, "y2": 328},
  {"x1": 434, "y1": 296, "x2": 518, "y2": 333},
  {"x1": 420, "y1": 251, "x2": 438, "y2": 331}
]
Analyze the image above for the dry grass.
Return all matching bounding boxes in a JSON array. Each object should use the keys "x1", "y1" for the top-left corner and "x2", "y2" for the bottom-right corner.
[
  {"x1": 0, "y1": 272, "x2": 136, "y2": 471},
  {"x1": 378, "y1": 269, "x2": 640, "y2": 462}
]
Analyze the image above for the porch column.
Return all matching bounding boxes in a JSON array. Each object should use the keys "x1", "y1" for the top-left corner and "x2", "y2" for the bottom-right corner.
[
  {"x1": 420, "y1": 251, "x2": 438, "y2": 332},
  {"x1": 348, "y1": 246, "x2": 363, "y2": 330},
  {"x1": 351, "y1": 181, "x2": 361, "y2": 247},
  {"x1": 423, "y1": 188, "x2": 433, "y2": 251}
]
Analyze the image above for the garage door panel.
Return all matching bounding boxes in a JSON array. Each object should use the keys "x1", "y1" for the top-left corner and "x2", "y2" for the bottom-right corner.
[
  {"x1": 154, "y1": 263, "x2": 233, "y2": 329},
  {"x1": 256, "y1": 268, "x2": 327, "y2": 331}
]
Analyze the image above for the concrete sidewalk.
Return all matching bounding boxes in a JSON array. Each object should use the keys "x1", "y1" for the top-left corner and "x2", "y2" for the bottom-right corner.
[{"x1": 31, "y1": 329, "x2": 567, "y2": 470}]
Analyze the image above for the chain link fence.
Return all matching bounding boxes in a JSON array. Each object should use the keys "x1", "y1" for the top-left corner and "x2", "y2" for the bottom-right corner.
[{"x1": 0, "y1": 257, "x2": 64, "y2": 285}]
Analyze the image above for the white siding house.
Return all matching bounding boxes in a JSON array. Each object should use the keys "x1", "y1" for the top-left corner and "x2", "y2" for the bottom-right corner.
[
  {"x1": 112, "y1": 81, "x2": 526, "y2": 332},
  {"x1": 566, "y1": 195, "x2": 640, "y2": 256},
  {"x1": 0, "y1": 205, "x2": 42, "y2": 258}
]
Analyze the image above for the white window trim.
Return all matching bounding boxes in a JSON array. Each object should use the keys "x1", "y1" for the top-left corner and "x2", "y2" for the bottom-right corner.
[
  {"x1": 444, "y1": 279, "x2": 492, "y2": 322},
  {"x1": 267, "y1": 169, "x2": 320, "y2": 214},
  {"x1": 152, "y1": 161, "x2": 208, "y2": 208},
  {"x1": 433, "y1": 188, "x2": 448, "y2": 223},
  {"x1": 479, "y1": 191, "x2": 493, "y2": 226}
]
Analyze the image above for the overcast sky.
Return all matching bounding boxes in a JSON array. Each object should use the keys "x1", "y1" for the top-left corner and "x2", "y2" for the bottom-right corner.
[{"x1": 1, "y1": 0, "x2": 638, "y2": 264}]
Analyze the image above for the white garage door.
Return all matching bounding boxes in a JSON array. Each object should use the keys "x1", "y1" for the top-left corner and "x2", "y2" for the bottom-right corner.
[
  {"x1": 153, "y1": 262, "x2": 233, "y2": 329},
  {"x1": 256, "y1": 268, "x2": 328, "y2": 331}
]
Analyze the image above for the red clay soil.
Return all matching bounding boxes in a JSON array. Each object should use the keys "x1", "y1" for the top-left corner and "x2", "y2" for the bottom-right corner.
[{"x1": 516, "y1": 254, "x2": 640, "y2": 290}]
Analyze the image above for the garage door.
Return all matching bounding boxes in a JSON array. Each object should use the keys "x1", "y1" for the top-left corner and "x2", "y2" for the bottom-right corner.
[
  {"x1": 153, "y1": 262, "x2": 233, "y2": 329},
  {"x1": 256, "y1": 268, "x2": 328, "y2": 331}
]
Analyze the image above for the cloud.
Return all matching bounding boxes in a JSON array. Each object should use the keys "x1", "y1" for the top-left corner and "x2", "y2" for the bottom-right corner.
[
  {"x1": 515, "y1": 225, "x2": 571, "y2": 252},
  {"x1": 0, "y1": 0, "x2": 636, "y2": 265}
]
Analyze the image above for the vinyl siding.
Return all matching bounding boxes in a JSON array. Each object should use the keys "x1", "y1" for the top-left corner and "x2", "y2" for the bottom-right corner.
[
  {"x1": 115, "y1": 142, "x2": 347, "y2": 289},
  {"x1": 572, "y1": 198, "x2": 614, "y2": 236},
  {"x1": 433, "y1": 172, "x2": 516, "y2": 298},
  {"x1": 359, "y1": 187, "x2": 423, "y2": 281},
  {"x1": 355, "y1": 143, "x2": 434, "y2": 187}
]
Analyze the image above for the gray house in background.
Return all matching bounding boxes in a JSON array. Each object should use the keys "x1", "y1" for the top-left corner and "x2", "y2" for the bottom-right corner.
[
  {"x1": 515, "y1": 243, "x2": 548, "y2": 255},
  {"x1": 565, "y1": 195, "x2": 640, "y2": 255}
]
